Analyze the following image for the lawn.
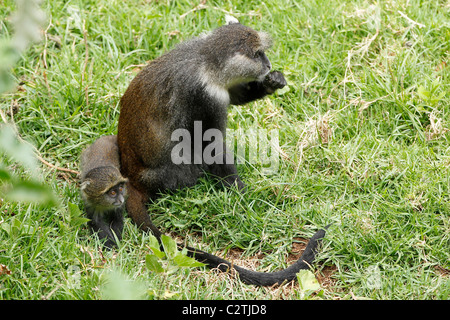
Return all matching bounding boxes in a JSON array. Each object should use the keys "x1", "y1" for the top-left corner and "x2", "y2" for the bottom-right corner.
[{"x1": 0, "y1": 0, "x2": 449, "y2": 300}]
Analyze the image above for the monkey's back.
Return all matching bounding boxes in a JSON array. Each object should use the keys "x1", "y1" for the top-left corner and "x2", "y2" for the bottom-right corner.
[
  {"x1": 117, "y1": 24, "x2": 265, "y2": 193},
  {"x1": 80, "y1": 135, "x2": 121, "y2": 180},
  {"x1": 117, "y1": 38, "x2": 213, "y2": 189}
]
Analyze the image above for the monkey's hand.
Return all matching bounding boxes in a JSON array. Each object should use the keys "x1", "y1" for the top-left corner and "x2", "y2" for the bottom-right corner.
[{"x1": 263, "y1": 71, "x2": 287, "y2": 94}]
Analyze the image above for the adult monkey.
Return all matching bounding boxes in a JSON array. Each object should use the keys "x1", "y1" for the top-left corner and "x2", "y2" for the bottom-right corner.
[{"x1": 117, "y1": 20, "x2": 327, "y2": 286}]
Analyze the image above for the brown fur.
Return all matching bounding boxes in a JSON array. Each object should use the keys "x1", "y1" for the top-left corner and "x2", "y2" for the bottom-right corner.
[{"x1": 116, "y1": 23, "x2": 326, "y2": 286}]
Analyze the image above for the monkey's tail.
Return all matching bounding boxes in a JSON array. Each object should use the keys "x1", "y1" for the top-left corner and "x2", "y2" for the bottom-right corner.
[{"x1": 181, "y1": 225, "x2": 329, "y2": 286}]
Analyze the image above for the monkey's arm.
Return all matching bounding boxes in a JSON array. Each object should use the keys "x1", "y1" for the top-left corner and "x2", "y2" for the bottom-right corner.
[
  {"x1": 229, "y1": 71, "x2": 286, "y2": 105},
  {"x1": 87, "y1": 209, "x2": 123, "y2": 249}
]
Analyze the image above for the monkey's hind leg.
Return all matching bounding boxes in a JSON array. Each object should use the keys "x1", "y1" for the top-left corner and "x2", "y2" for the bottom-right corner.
[
  {"x1": 126, "y1": 183, "x2": 163, "y2": 240},
  {"x1": 207, "y1": 142, "x2": 246, "y2": 191}
]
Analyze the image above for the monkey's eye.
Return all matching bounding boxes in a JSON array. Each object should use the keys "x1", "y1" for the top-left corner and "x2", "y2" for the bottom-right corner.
[
  {"x1": 254, "y1": 50, "x2": 262, "y2": 58},
  {"x1": 109, "y1": 190, "x2": 117, "y2": 197}
]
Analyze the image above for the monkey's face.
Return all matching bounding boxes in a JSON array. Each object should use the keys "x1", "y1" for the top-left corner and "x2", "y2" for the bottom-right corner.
[
  {"x1": 223, "y1": 50, "x2": 272, "y2": 86},
  {"x1": 223, "y1": 30, "x2": 273, "y2": 85},
  {"x1": 102, "y1": 182, "x2": 127, "y2": 208},
  {"x1": 206, "y1": 24, "x2": 273, "y2": 86},
  {"x1": 81, "y1": 181, "x2": 127, "y2": 211},
  {"x1": 80, "y1": 167, "x2": 129, "y2": 211}
]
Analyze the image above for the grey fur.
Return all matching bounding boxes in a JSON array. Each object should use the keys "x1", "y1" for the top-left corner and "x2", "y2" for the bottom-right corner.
[
  {"x1": 117, "y1": 23, "x2": 327, "y2": 286},
  {"x1": 80, "y1": 135, "x2": 128, "y2": 249}
]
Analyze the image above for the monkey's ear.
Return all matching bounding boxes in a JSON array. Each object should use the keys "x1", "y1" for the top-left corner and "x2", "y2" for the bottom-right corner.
[
  {"x1": 225, "y1": 15, "x2": 239, "y2": 25},
  {"x1": 80, "y1": 180, "x2": 91, "y2": 191},
  {"x1": 258, "y1": 31, "x2": 273, "y2": 50}
]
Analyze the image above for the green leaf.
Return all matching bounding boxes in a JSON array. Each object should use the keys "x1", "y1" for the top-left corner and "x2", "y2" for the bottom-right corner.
[
  {"x1": 147, "y1": 234, "x2": 166, "y2": 259},
  {"x1": 100, "y1": 270, "x2": 146, "y2": 300},
  {"x1": 173, "y1": 252, "x2": 206, "y2": 268},
  {"x1": 186, "y1": 196, "x2": 210, "y2": 205},
  {"x1": 148, "y1": 234, "x2": 160, "y2": 249},
  {"x1": 0, "y1": 167, "x2": 12, "y2": 181},
  {"x1": 276, "y1": 83, "x2": 291, "y2": 95},
  {"x1": 0, "y1": 217, "x2": 35, "y2": 237},
  {"x1": 145, "y1": 254, "x2": 164, "y2": 273},
  {"x1": 0, "y1": 40, "x2": 19, "y2": 94},
  {"x1": 68, "y1": 202, "x2": 82, "y2": 217},
  {"x1": 67, "y1": 202, "x2": 90, "y2": 227},
  {"x1": 0, "y1": 222, "x2": 12, "y2": 235},
  {"x1": 2, "y1": 179, "x2": 58, "y2": 207},
  {"x1": 417, "y1": 85, "x2": 431, "y2": 101},
  {"x1": 149, "y1": 246, "x2": 166, "y2": 259},
  {"x1": 19, "y1": 223, "x2": 35, "y2": 236},
  {"x1": 431, "y1": 90, "x2": 446, "y2": 104},
  {"x1": 417, "y1": 83, "x2": 446, "y2": 105},
  {"x1": 0, "y1": 125, "x2": 38, "y2": 172},
  {"x1": 297, "y1": 270, "x2": 321, "y2": 292},
  {"x1": 161, "y1": 234, "x2": 177, "y2": 259}
]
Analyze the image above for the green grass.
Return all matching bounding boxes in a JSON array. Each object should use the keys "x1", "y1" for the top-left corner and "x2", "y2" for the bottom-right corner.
[{"x1": 1, "y1": 0, "x2": 449, "y2": 300}]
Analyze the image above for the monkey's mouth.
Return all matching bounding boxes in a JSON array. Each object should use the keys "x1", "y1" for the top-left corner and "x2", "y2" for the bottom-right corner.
[{"x1": 258, "y1": 70, "x2": 271, "y2": 82}]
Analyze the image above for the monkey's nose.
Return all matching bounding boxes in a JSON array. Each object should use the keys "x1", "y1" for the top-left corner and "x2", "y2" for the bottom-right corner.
[{"x1": 115, "y1": 195, "x2": 124, "y2": 206}]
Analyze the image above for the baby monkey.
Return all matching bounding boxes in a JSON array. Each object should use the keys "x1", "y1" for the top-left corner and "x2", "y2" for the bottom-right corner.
[{"x1": 80, "y1": 135, "x2": 128, "y2": 248}]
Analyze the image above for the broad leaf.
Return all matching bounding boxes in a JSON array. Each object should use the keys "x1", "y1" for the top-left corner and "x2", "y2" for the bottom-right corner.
[
  {"x1": 173, "y1": 252, "x2": 205, "y2": 268},
  {"x1": 0, "y1": 125, "x2": 37, "y2": 172},
  {"x1": 297, "y1": 270, "x2": 321, "y2": 292},
  {"x1": 145, "y1": 254, "x2": 164, "y2": 273},
  {"x1": 161, "y1": 234, "x2": 177, "y2": 259},
  {"x1": 68, "y1": 202, "x2": 90, "y2": 227},
  {"x1": 2, "y1": 179, "x2": 57, "y2": 207}
]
